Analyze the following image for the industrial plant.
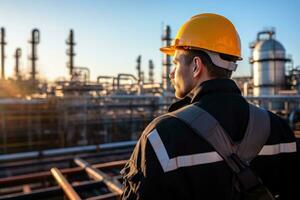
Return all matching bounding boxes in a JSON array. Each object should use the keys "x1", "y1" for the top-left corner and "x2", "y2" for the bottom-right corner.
[{"x1": 0, "y1": 24, "x2": 299, "y2": 199}]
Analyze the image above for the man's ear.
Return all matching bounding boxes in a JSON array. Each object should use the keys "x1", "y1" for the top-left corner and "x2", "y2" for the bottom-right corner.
[{"x1": 193, "y1": 57, "x2": 203, "y2": 78}]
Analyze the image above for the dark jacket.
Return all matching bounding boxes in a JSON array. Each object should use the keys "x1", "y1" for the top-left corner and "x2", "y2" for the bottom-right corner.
[{"x1": 121, "y1": 79, "x2": 299, "y2": 200}]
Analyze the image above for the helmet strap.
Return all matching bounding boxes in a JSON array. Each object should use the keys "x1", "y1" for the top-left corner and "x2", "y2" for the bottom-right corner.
[{"x1": 203, "y1": 50, "x2": 238, "y2": 71}]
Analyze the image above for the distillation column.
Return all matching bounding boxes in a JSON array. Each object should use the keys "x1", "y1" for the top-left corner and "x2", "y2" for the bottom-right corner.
[
  {"x1": 148, "y1": 60, "x2": 154, "y2": 84},
  {"x1": 14, "y1": 48, "x2": 22, "y2": 80},
  {"x1": 66, "y1": 29, "x2": 76, "y2": 77},
  {"x1": 0, "y1": 28, "x2": 6, "y2": 80},
  {"x1": 161, "y1": 25, "x2": 172, "y2": 93},
  {"x1": 28, "y1": 29, "x2": 40, "y2": 81},
  {"x1": 136, "y1": 55, "x2": 142, "y2": 84}
]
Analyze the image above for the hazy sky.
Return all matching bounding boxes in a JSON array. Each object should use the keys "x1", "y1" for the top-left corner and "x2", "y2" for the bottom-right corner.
[{"x1": 0, "y1": 0, "x2": 299, "y2": 82}]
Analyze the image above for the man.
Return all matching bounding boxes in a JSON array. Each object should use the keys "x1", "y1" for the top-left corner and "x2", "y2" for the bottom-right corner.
[{"x1": 121, "y1": 13, "x2": 299, "y2": 200}]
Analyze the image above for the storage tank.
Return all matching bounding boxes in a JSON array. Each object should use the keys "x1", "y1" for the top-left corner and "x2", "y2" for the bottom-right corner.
[{"x1": 250, "y1": 30, "x2": 290, "y2": 96}]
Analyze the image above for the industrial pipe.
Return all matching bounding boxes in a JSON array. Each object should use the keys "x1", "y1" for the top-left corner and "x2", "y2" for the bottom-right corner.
[
  {"x1": 116, "y1": 73, "x2": 137, "y2": 90},
  {"x1": 74, "y1": 158, "x2": 123, "y2": 195},
  {"x1": 0, "y1": 140, "x2": 136, "y2": 162},
  {"x1": 256, "y1": 30, "x2": 275, "y2": 41},
  {"x1": 73, "y1": 66, "x2": 90, "y2": 82},
  {"x1": 50, "y1": 167, "x2": 81, "y2": 200},
  {"x1": 97, "y1": 75, "x2": 115, "y2": 84}
]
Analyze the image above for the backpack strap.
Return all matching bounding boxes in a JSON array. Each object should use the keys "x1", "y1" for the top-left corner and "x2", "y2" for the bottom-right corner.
[
  {"x1": 142, "y1": 114, "x2": 170, "y2": 136},
  {"x1": 167, "y1": 103, "x2": 274, "y2": 199},
  {"x1": 237, "y1": 104, "x2": 270, "y2": 162},
  {"x1": 167, "y1": 103, "x2": 270, "y2": 172},
  {"x1": 167, "y1": 104, "x2": 239, "y2": 172}
]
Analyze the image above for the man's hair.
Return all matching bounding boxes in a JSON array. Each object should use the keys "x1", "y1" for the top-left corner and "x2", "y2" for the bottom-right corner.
[{"x1": 182, "y1": 49, "x2": 238, "y2": 79}]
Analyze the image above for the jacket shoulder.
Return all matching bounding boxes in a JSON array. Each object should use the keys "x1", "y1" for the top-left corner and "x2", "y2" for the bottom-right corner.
[
  {"x1": 267, "y1": 111, "x2": 295, "y2": 144},
  {"x1": 142, "y1": 113, "x2": 216, "y2": 158}
]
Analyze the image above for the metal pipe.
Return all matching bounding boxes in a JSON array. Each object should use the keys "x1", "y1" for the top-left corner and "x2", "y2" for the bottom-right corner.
[
  {"x1": 23, "y1": 184, "x2": 31, "y2": 194},
  {"x1": 117, "y1": 73, "x2": 137, "y2": 90},
  {"x1": 113, "y1": 77, "x2": 134, "y2": 91},
  {"x1": 97, "y1": 75, "x2": 115, "y2": 84},
  {"x1": 0, "y1": 160, "x2": 127, "y2": 188},
  {"x1": 19, "y1": 93, "x2": 161, "y2": 100},
  {"x1": 85, "y1": 193, "x2": 118, "y2": 200},
  {"x1": 0, "y1": 180, "x2": 102, "y2": 200},
  {"x1": 73, "y1": 66, "x2": 90, "y2": 82},
  {"x1": 245, "y1": 95, "x2": 300, "y2": 100},
  {"x1": 0, "y1": 140, "x2": 136, "y2": 162},
  {"x1": 74, "y1": 158, "x2": 123, "y2": 195},
  {"x1": 50, "y1": 167, "x2": 82, "y2": 200},
  {"x1": 243, "y1": 82, "x2": 248, "y2": 96},
  {"x1": 256, "y1": 30, "x2": 275, "y2": 41},
  {"x1": 0, "y1": 27, "x2": 6, "y2": 79},
  {"x1": 0, "y1": 98, "x2": 46, "y2": 104}
]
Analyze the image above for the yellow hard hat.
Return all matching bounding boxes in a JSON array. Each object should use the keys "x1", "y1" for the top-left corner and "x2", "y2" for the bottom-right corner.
[{"x1": 160, "y1": 13, "x2": 242, "y2": 60}]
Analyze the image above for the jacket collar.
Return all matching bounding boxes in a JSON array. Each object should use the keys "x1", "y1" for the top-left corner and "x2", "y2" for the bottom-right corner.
[{"x1": 168, "y1": 78, "x2": 241, "y2": 112}]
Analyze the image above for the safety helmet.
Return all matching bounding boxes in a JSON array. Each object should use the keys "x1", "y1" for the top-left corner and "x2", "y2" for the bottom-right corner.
[{"x1": 160, "y1": 13, "x2": 242, "y2": 70}]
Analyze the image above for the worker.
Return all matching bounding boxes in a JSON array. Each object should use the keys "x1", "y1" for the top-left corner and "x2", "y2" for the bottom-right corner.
[{"x1": 121, "y1": 13, "x2": 299, "y2": 200}]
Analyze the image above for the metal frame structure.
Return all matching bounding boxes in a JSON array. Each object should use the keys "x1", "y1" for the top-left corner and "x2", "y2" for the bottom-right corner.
[
  {"x1": 0, "y1": 141, "x2": 134, "y2": 200},
  {"x1": 0, "y1": 160, "x2": 126, "y2": 200}
]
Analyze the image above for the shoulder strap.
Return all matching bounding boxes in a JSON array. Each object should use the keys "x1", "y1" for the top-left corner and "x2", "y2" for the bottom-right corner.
[
  {"x1": 167, "y1": 103, "x2": 270, "y2": 172},
  {"x1": 237, "y1": 104, "x2": 270, "y2": 162},
  {"x1": 142, "y1": 114, "x2": 170, "y2": 136}
]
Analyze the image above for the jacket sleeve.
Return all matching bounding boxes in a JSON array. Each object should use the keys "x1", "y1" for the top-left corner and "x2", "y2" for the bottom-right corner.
[
  {"x1": 121, "y1": 131, "x2": 165, "y2": 200},
  {"x1": 277, "y1": 118, "x2": 300, "y2": 199}
]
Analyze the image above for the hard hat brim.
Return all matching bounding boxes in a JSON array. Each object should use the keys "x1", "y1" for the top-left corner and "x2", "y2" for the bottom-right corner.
[{"x1": 160, "y1": 46, "x2": 175, "y2": 56}]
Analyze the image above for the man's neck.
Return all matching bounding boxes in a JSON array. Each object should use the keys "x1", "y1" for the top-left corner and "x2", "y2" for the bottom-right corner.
[{"x1": 190, "y1": 76, "x2": 212, "y2": 98}]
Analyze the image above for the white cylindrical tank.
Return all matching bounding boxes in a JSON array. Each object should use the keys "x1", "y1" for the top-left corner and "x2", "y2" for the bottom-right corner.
[{"x1": 250, "y1": 30, "x2": 288, "y2": 96}]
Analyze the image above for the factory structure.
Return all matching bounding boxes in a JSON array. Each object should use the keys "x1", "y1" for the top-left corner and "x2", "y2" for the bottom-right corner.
[
  {"x1": 0, "y1": 25, "x2": 300, "y2": 199},
  {"x1": 0, "y1": 26, "x2": 300, "y2": 154},
  {"x1": 0, "y1": 26, "x2": 176, "y2": 155},
  {"x1": 234, "y1": 29, "x2": 300, "y2": 124}
]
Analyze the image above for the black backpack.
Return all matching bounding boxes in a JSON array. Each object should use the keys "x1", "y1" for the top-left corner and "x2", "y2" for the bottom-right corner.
[{"x1": 168, "y1": 103, "x2": 275, "y2": 200}]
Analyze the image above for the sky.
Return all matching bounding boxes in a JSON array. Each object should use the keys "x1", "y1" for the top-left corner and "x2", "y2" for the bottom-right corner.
[{"x1": 0, "y1": 0, "x2": 299, "y2": 82}]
